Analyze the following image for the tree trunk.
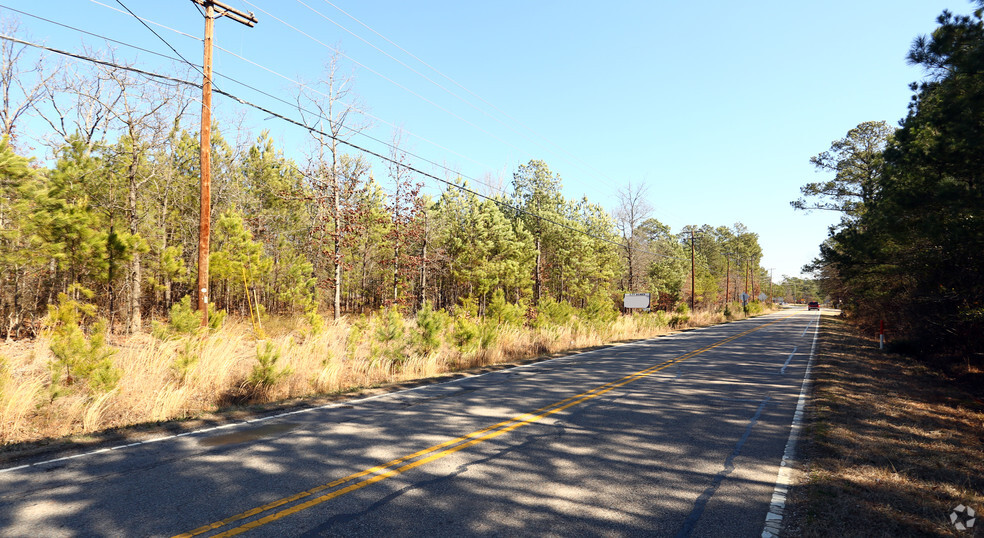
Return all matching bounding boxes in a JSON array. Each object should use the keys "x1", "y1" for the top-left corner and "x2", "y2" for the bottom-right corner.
[
  {"x1": 331, "y1": 147, "x2": 341, "y2": 320},
  {"x1": 534, "y1": 236, "x2": 542, "y2": 306},
  {"x1": 626, "y1": 239, "x2": 634, "y2": 291},
  {"x1": 393, "y1": 242, "x2": 399, "y2": 304},
  {"x1": 418, "y1": 233, "x2": 427, "y2": 309},
  {"x1": 126, "y1": 147, "x2": 142, "y2": 334}
]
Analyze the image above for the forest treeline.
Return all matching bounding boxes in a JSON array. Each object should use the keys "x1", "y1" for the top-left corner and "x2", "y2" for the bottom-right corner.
[
  {"x1": 0, "y1": 19, "x2": 795, "y2": 340},
  {"x1": 795, "y1": 3, "x2": 984, "y2": 362}
]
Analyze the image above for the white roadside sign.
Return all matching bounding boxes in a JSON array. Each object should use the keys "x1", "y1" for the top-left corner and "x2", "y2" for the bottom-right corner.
[{"x1": 623, "y1": 293, "x2": 651, "y2": 309}]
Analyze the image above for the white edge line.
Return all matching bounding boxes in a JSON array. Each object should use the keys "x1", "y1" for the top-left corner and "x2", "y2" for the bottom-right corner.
[
  {"x1": 762, "y1": 312, "x2": 820, "y2": 537},
  {"x1": 0, "y1": 317, "x2": 772, "y2": 475}
]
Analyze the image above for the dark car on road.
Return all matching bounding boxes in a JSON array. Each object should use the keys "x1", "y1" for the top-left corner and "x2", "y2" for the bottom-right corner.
[{"x1": 808, "y1": 301, "x2": 820, "y2": 311}]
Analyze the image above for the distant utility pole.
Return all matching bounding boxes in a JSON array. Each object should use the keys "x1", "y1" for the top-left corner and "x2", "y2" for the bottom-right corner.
[
  {"x1": 745, "y1": 259, "x2": 750, "y2": 295},
  {"x1": 690, "y1": 229, "x2": 696, "y2": 312},
  {"x1": 192, "y1": 0, "x2": 257, "y2": 326},
  {"x1": 769, "y1": 268, "x2": 774, "y2": 304},
  {"x1": 725, "y1": 255, "x2": 730, "y2": 306}
]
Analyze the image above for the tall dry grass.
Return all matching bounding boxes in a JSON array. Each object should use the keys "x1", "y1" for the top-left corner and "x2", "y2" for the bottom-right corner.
[{"x1": 0, "y1": 304, "x2": 773, "y2": 445}]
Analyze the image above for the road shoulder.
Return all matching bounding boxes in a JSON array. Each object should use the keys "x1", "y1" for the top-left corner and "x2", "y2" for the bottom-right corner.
[{"x1": 780, "y1": 313, "x2": 984, "y2": 536}]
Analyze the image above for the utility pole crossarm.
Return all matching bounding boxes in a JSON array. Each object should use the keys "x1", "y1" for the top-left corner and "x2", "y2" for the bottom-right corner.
[{"x1": 190, "y1": 0, "x2": 258, "y2": 26}]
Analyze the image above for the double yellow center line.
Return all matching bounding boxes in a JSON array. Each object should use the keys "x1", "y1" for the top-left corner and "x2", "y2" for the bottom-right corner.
[{"x1": 176, "y1": 313, "x2": 796, "y2": 537}]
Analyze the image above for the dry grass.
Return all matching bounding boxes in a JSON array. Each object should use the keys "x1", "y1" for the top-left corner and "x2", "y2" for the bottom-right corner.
[
  {"x1": 0, "y1": 304, "x2": 772, "y2": 448},
  {"x1": 782, "y1": 314, "x2": 984, "y2": 537}
]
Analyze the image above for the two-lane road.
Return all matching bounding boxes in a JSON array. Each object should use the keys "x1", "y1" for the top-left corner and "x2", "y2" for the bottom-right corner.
[{"x1": 0, "y1": 308, "x2": 820, "y2": 537}]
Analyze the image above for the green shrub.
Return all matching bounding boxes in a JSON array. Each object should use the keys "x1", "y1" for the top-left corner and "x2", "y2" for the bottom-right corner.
[
  {"x1": 375, "y1": 306, "x2": 405, "y2": 344},
  {"x1": 457, "y1": 296, "x2": 479, "y2": 318},
  {"x1": 373, "y1": 307, "x2": 409, "y2": 369},
  {"x1": 415, "y1": 301, "x2": 448, "y2": 354},
  {"x1": 304, "y1": 309, "x2": 326, "y2": 336},
  {"x1": 171, "y1": 337, "x2": 201, "y2": 383},
  {"x1": 486, "y1": 289, "x2": 525, "y2": 327},
  {"x1": 346, "y1": 317, "x2": 367, "y2": 359},
  {"x1": 153, "y1": 296, "x2": 226, "y2": 339},
  {"x1": 46, "y1": 288, "x2": 120, "y2": 398},
  {"x1": 534, "y1": 297, "x2": 576, "y2": 328},
  {"x1": 581, "y1": 294, "x2": 618, "y2": 326},
  {"x1": 452, "y1": 316, "x2": 479, "y2": 352},
  {"x1": 247, "y1": 341, "x2": 292, "y2": 391},
  {"x1": 478, "y1": 320, "x2": 498, "y2": 349},
  {"x1": 168, "y1": 296, "x2": 201, "y2": 335},
  {"x1": 206, "y1": 302, "x2": 227, "y2": 330}
]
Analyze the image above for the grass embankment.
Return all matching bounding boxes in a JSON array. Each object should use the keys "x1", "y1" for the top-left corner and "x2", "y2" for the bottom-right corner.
[
  {"x1": 783, "y1": 313, "x2": 984, "y2": 537},
  {"x1": 0, "y1": 302, "x2": 768, "y2": 459}
]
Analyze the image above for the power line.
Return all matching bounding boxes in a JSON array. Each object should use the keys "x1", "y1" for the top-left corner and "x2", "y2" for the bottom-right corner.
[
  {"x1": 6, "y1": 3, "x2": 506, "y2": 197},
  {"x1": 239, "y1": 0, "x2": 532, "y2": 159},
  {"x1": 112, "y1": 0, "x2": 206, "y2": 81},
  {"x1": 0, "y1": 33, "x2": 196, "y2": 87},
  {"x1": 76, "y1": 0, "x2": 507, "y2": 192},
  {"x1": 295, "y1": 0, "x2": 568, "y2": 172},
  {"x1": 87, "y1": 0, "x2": 200, "y2": 42},
  {"x1": 88, "y1": 0, "x2": 636, "y2": 208},
  {"x1": 0, "y1": 32, "x2": 694, "y2": 264},
  {"x1": 313, "y1": 0, "x2": 629, "y2": 198},
  {"x1": 0, "y1": 4, "x2": 181, "y2": 63}
]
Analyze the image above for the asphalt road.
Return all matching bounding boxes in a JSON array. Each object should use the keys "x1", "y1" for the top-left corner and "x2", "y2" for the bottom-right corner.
[{"x1": 0, "y1": 307, "x2": 820, "y2": 537}]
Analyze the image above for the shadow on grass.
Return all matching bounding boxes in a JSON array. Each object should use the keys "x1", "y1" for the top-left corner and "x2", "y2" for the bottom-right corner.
[{"x1": 783, "y1": 314, "x2": 984, "y2": 537}]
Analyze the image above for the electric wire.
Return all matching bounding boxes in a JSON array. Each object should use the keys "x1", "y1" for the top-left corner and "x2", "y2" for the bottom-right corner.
[
  {"x1": 87, "y1": 0, "x2": 683, "y2": 227},
  {"x1": 0, "y1": 5, "x2": 184, "y2": 64},
  {"x1": 75, "y1": 0, "x2": 507, "y2": 192},
  {"x1": 0, "y1": 33, "x2": 197, "y2": 87},
  {"x1": 313, "y1": 0, "x2": 633, "y2": 201},
  {"x1": 0, "y1": 33, "x2": 701, "y2": 265},
  {"x1": 7, "y1": 2, "x2": 505, "y2": 196},
  {"x1": 87, "y1": 0, "x2": 201, "y2": 42},
  {"x1": 112, "y1": 0, "x2": 206, "y2": 81},
  {"x1": 239, "y1": 0, "x2": 533, "y2": 160},
  {"x1": 294, "y1": 0, "x2": 566, "y2": 172}
]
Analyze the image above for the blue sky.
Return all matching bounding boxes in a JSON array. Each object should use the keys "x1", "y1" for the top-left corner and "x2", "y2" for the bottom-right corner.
[{"x1": 3, "y1": 0, "x2": 966, "y2": 279}]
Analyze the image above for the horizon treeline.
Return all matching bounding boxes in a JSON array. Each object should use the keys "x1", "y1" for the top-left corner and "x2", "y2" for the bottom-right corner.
[{"x1": 0, "y1": 20, "x2": 788, "y2": 338}]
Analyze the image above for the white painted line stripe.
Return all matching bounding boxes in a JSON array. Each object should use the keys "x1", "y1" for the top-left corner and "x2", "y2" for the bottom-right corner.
[
  {"x1": 762, "y1": 313, "x2": 820, "y2": 537},
  {"x1": 780, "y1": 346, "x2": 797, "y2": 375},
  {"x1": 0, "y1": 318, "x2": 774, "y2": 475}
]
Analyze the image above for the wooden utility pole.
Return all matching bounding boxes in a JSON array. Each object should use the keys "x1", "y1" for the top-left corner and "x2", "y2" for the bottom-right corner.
[
  {"x1": 725, "y1": 256, "x2": 730, "y2": 306},
  {"x1": 689, "y1": 229, "x2": 696, "y2": 312},
  {"x1": 192, "y1": 0, "x2": 257, "y2": 326},
  {"x1": 769, "y1": 268, "x2": 774, "y2": 304}
]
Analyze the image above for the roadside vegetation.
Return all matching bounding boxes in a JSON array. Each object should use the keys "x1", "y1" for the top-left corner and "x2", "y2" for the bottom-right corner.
[
  {"x1": 783, "y1": 314, "x2": 983, "y2": 537},
  {"x1": 794, "y1": 2, "x2": 984, "y2": 366},
  {"x1": 0, "y1": 301, "x2": 769, "y2": 446}
]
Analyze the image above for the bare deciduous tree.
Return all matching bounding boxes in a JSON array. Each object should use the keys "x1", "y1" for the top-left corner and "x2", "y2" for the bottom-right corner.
[
  {"x1": 0, "y1": 16, "x2": 58, "y2": 144},
  {"x1": 615, "y1": 181, "x2": 653, "y2": 291},
  {"x1": 297, "y1": 52, "x2": 367, "y2": 319}
]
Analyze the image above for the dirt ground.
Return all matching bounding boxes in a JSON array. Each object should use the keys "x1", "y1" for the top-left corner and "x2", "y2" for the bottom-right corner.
[{"x1": 781, "y1": 314, "x2": 984, "y2": 537}]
